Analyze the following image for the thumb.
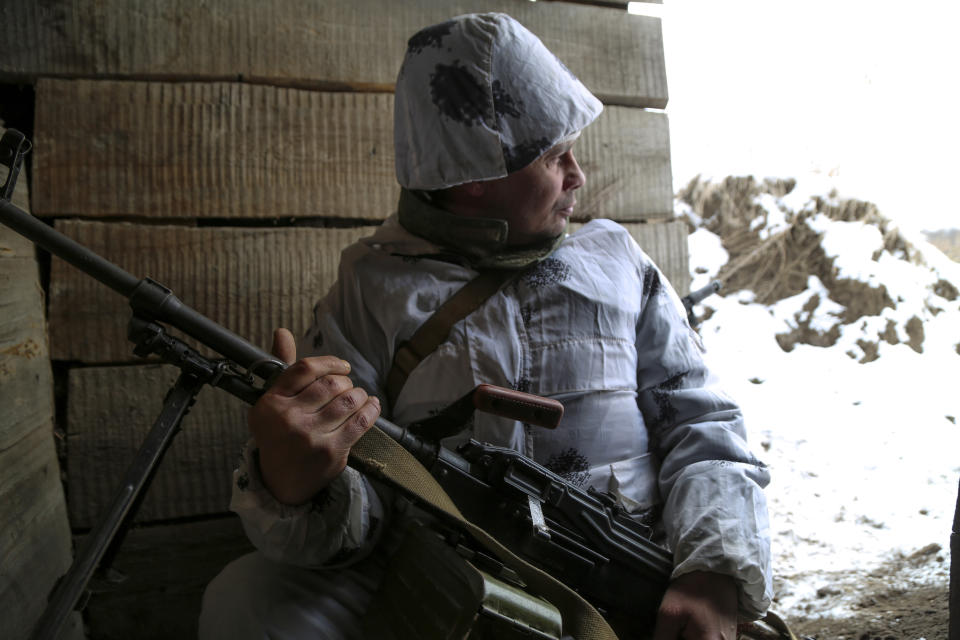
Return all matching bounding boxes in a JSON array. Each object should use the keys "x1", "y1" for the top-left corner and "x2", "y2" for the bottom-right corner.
[{"x1": 271, "y1": 328, "x2": 297, "y2": 365}]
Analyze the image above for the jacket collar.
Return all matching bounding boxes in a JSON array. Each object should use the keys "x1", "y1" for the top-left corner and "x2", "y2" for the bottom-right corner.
[{"x1": 396, "y1": 189, "x2": 564, "y2": 270}]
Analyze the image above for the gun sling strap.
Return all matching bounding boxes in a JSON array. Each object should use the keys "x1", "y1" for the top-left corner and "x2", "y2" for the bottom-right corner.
[
  {"x1": 349, "y1": 426, "x2": 619, "y2": 640},
  {"x1": 385, "y1": 268, "x2": 515, "y2": 410}
]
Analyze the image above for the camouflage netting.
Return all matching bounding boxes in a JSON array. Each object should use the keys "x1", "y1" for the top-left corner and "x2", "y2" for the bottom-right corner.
[{"x1": 676, "y1": 175, "x2": 955, "y2": 361}]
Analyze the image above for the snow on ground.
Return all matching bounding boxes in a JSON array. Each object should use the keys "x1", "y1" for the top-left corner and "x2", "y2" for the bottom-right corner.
[{"x1": 684, "y1": 180, "x2": 960, "y2": 620}]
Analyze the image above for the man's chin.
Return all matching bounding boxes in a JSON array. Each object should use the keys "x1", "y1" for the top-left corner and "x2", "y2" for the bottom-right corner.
[{"x1": 508, "y1": 223, "x2": 568, "y2": 247}]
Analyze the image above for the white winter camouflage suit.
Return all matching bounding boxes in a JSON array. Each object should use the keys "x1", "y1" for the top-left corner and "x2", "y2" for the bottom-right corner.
[{"x1": 200, "y1": 12, "x2": 772, "y2": 639}]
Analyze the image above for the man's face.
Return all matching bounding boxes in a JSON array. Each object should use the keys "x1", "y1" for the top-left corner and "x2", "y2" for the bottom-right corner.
[{"x1": 469, "y1": 138, "x2": 586, "y2": 245}]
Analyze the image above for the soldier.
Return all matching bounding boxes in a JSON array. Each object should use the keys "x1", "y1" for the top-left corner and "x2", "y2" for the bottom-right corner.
[{"x1": 201, "y1": 13, "x2": 771, "y2": 640}]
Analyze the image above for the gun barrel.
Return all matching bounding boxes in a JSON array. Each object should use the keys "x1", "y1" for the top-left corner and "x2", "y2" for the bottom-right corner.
[
  {"x1": 0, "y1": 198, "x2": 284, "y2": 382},
  {"x1": 1, "y1": 199, "x2": 140, "y2": 296}
]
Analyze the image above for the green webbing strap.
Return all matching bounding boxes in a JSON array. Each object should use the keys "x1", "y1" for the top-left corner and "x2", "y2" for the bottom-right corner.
[
  {"x1": 384, "y1": 269, "x2": 515, "y2": 411},
  {"x1": 349, "y1": 426, "x2": 619, "y2": 640}
]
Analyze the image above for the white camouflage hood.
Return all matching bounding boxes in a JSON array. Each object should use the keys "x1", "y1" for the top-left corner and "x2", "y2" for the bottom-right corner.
[{"x1": 394, "y1": 13, "x2": 603, "y2": 191}]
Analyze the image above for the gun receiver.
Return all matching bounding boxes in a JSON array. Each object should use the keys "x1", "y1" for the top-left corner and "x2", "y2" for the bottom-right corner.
[{"x1": 374, "y1": 411, "x2": 673, "y2": 638}]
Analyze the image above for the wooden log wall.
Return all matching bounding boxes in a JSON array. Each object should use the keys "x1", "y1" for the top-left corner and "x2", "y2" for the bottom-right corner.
[
  {"x1": 0, "y1": 1, "x2": 681, "y2": 638},
  {"x1": 0, "y1": 142, "x2": 83, "y2": 640}
]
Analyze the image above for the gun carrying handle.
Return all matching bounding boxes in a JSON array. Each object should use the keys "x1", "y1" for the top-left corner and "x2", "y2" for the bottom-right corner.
[{"x1": 473, "y1": 384, "x2": 563, "y2": 429}]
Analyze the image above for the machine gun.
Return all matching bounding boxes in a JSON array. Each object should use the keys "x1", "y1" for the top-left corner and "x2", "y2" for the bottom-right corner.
[{"x1": 0, "y1": 129, "x2": 672, "y2": 639}]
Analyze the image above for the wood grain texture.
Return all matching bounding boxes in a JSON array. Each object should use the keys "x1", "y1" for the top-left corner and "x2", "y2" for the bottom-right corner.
[
  {"x1": 66, "y1": 365, "x2": 251, "y2": 527},
  {"x1": 34, "y1": 81, "x2": 398, "y2": 219},
  {"x1": 0, "y1": 221, "x2": 50, "y2": 449},
  {"x1": 78, "y1": 517, "x2": 253, "y2": 640},
  {"x1": 33, "y1": 79, "x2": 672, "y2": 220},
  {"x1": 1, "y1": 164, "x2": 51, "y2": 450},
  {"x1": 0, "y1": 427, "x2": 84, "y2": 640},
  {"x1": 48, "y1": 220, "x2": 375, "y2": 363},
  {"x1": 0, "y1": 173, "x2": 83, "y2": 640},
  {"x1": 0, "y1": 0, "x2": 667, "y2": 108},
  {"x1": 577, "y1": 107, "x2": 673, "y2": 222}
]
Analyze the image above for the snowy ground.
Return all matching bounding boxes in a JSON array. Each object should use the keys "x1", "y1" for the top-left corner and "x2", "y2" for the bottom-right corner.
[{"x1": 683, "y1": 181, "x2": 960, "y2": 635}]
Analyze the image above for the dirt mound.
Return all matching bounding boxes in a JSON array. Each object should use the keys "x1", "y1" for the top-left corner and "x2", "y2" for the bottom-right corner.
[
  {"x1": 788, "y1": 583, "x2": 947, "y2": 640},
  {"x1": 678, "y1": 175, "x2": 795, "y2": 240},
  {"x1": 782, "y1": 545, "x2": 949, "y2": 640},
  {"x1": 676, "y1": 175, "x2": 949, "y2": 359}
]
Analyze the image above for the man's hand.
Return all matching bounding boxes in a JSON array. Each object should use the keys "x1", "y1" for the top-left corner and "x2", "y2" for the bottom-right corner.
[
  {"x1": 248, "y1": 328, "x2": 381, "y2": 505},
  {"x1": 652, "y1": 571, "x2": 738, "y2": 640}
]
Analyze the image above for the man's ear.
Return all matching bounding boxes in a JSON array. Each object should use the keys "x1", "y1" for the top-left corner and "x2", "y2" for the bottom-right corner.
[
  {"x1": 440, "y1": 181, "x2": 486, "y2": 216},
  {"x1": 462, "y1": 181, "x2": 485, "y2": 197}
]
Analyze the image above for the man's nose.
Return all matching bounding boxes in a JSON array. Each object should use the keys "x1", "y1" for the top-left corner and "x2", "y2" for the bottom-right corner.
[{"x1": 563, "y1": 152, "x2": 586, "y2": 191}]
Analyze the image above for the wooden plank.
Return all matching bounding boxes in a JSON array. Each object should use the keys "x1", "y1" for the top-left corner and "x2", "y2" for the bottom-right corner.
[
  {"x1": 571, "y1": 220, "x2": 690, "y2": 294},
  {"x1": 1, "y1": 170, "x2": 51, "y2": 451},
  {"x1": 34, "y1": 81, "x2": 398, "y2": 220},
  {"x1": 48, "y1": 220, "x2": 375, "y2": 363},
  {"x1": 577, "y1": 106, "x2": 673, "y2": 222},
  {"x1": 0, "y1": 0, "x2": 667, "y2": 108},
  {"x1": 1, "y1": 427, "x2": 84, "y2": 640},
  {"x1": 0, "y1": 251, "x2": 51, "y2": 449},
  {"x1": 0, "y1": 168, "x2": 83, "y2": 640},
  {"x1": 33, "y1": 79, "x2": 672, "y2": 221},
  {"x1": 66, "y1": 364, "x2": 251, "y2": 527},
  {"x1": 79, "y1": 517, "x2": 254, "y2": 640}
]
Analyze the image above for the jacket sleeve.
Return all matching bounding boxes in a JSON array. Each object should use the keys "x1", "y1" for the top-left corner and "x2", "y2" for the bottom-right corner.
[
  {"x1": 229, "y1": 248, "x2": 392, "y2": 567},
  {"x1": 632, "y1": 250, "x2": 773, "y2": 619},
  {"x1": 230, "y1": 441, "x2": 387, "y2": 568}
]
